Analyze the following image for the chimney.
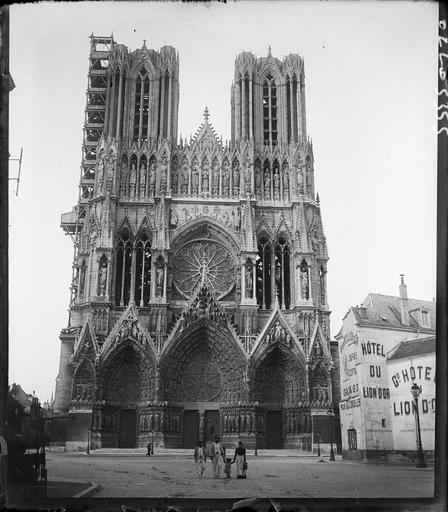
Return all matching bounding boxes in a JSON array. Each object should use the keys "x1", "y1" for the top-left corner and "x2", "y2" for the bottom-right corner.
[{"x1": 399, "y1": 274, "x2": 408, "y2": 325}]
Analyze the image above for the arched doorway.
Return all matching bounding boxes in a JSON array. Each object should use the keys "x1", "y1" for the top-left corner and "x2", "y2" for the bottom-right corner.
[
  {"x1": 252, "y1": 345, "x2": 307, "y2": 449},
  {"x1": 97, "y1": 344, "x2": 156, "y2": 448},
  {"x1": 160, "y1": 313, "x2": 247, "y2": 448}
]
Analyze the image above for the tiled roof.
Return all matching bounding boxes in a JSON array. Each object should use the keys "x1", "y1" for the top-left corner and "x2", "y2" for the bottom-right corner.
[
  {"x1": 388, "y1": 336, "x2": 436, "y2": 360},
  {"x1": 352, "y1": 293, "x2": 436, "y2": 331}
]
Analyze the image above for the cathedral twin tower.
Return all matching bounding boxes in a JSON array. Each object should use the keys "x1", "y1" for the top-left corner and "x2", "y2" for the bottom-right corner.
[{"x1": 54, "y1": 35, "x2": 338, "y2": 451}]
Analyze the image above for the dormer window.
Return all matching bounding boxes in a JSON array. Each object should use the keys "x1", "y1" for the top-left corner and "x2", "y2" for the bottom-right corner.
[{"x1": 421, "y1": 309, "x2": 430, "y2": 328}]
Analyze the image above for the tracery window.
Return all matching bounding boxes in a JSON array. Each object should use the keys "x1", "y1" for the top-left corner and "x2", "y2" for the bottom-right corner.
[
  {"x1": 256, "y1": 235, "x2": 272, "y2": 309},
  {"x1": 115, "y1": 231, "x2": 132, "y2": 306},
  {"x1": 286, "y1": 74, "x2": 298, "y2": 143},
  {"x1": 263, "y1": 74, "x2": 278, "y2": 146},
  {"x1": 135, "y1": 233, "x2": 152, "y2": 307},
  {"x1": 133, "y1": 69, "x2": 150, "y2": 142},
  {"x1": 274, "y1": 237, "x2": 291, "y2": 309}
]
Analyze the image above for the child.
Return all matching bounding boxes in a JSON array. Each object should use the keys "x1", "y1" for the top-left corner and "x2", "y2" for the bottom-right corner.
[
  {"x1": 194, "y1": 440, "x2": 207, "y2": 478},
  {"x1": 224, "y1": 457, "x2": 234, "y2": 479}
]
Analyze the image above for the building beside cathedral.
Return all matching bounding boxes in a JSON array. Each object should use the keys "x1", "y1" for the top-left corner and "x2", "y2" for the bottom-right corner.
[
  {"x1": 336, "y1": 276, "x2": 435, "y2": 462},
  {"x1": 53, "y1": 35, "x2": 339, "y2": 451}
]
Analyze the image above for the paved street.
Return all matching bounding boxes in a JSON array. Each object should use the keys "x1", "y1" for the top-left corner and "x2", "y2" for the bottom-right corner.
[{"x1": 43, "y1": 450, "x2": 434, "y2": 499}]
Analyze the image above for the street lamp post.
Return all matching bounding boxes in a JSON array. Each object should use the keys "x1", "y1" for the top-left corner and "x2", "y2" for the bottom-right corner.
[
  {"x1": 238, "y1": 401, "x2": 242, "y2": 439},
  {"x1": 254, "y1": 401, "x2": 258, "y2": 456},
  {"x1": 317, "y1": 430, "x2": 321, "y2": 457},
  {"x1": 327, "y1": 406, "x2": 335, "y2": 461},
  {"x1": 411, "y1": 383, "x2": 427, "y2": 468}
]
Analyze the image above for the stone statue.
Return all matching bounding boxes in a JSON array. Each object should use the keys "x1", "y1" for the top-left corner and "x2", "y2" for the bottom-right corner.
[
  {"x1": 129, "y1": 162, "x2": 137, "y2": 197},
  {"x1": 160, "y1": 154, "x2": 168, "y2": 193},
  {"x1": 156, "y1": 259, "x2": 164, "y2": 296},
  {"x1": 300, "y1": 269, "x2": 309, "y2": 299},
  {"x1": 283, "y1": 167, "x2": 289, "y2": 200},
  {"x1": 149, "y1": 161, "x2": 156, "y2": 196},
  {"x1": 233, "y1": 206, "x2": 241, "y2": 231},
  {"x1": 244, "y1": 161, "x2": 252, "y2": 195},
  {"x1": 245, "y1": 261, "x2": 253, "y2": 298},
  {"x1": 212, "y1": 160, "x2": 219, "y2": 194},
  {"x1": 181, "y1": 162, "x2": 189, "y2": 193},
  {"x1": 139, "y1": 162, "x2": 147, "y2": 197},
  {"x1": 171, "y1": 160, "x2": 179, "y2": 192},
  {"x1": 120, "y1": 159, "x2": 128, "y2": 196},
  {"x1": 264, "y1": 165, "x2": 271, "y2": 199},
  {"x1": 273, "y1": 168, "x2": 280, "y2": 200},
  {"x1": 169, "y1": 208, "x2": 178, "y2": 229},
  {"x1": 98, "y1": 262, "x2": 107, "y2": 296},
  {"x1": 191, "y1": 162, "x2": 199, "y2": 193},
  {"x1": 297, "y1": 167, "x2": 304, "y2": 194},
  {"x1": 232, "y1": 161, "x2": 240, "y2": 196},
  {"x1": 222, "y1": 162, "x2": 230, "y2": 195},
  {"x1": 97, "y1": 151, "x2": 105, "y2": 193},
  {"x1": 202, "y1": 161, "x2": 209, "y2": 192}
]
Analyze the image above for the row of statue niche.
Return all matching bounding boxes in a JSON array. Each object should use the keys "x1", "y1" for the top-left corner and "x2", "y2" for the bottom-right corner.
[
  {"x1": 178, "y1": 205, "x2": 242, "y2": 232},
  {"x1": 253, "y1": 160, "x2": 290, "y2": 201},
  {"x1": 284, "y1": 410, "x2": 312, "y2": 434},
  {"x1": 119, "y1": 153, "x2": 169, "y2": 199},
  {"x1": 223, "y1": 412, "x2": 264, "y2": 433},
  {"x1": 171, "y1": 158, "x2": 241, "y2": 196},
  {"x1": 115, "y1": 153, "x2": 313, "y2": 201},
  {"x1": 92, "y1": 411, "x2": 118, "y2": 431},
  {"x1": 138, "y1": 411, "x2": 181, "y2": 433}
]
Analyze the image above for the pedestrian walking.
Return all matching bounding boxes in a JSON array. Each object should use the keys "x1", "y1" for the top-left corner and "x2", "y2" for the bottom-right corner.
[
  {"x1": 193, "y1": 440, "x2": 207, "y2": 478},
  {"x1": 210, "y1": 436, "x2": 225, "y2": 478},
  {"x1": 224, "y1": 457, "x2": 234, "y2": 479},
  {"x1": 233, "y1": 440, "x2": 247, "y2": 479}
]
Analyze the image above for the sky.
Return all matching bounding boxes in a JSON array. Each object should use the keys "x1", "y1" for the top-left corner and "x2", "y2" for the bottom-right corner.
[{"x1": 8, "y1": 1, "x2": 438, "y2": 403}]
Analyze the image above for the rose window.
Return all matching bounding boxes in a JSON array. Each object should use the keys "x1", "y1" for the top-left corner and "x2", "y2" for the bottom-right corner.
[
  {"x1": 182, "y1": 359, "x2": 223, "y2": 401},
  {"x1": 172, "y1": 239, "x2": 236, "y2": 298}
]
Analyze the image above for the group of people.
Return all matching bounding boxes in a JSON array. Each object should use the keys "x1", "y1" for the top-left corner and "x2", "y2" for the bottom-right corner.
[{"x1": 194, "y1": 436, "x2": 247, "y2": 480}]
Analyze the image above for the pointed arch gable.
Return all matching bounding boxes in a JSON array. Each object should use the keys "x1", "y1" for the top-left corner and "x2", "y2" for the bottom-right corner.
[
  {"x1": 101, "y1": 304, "x2": 158, "y2": 366},
  {"x1": 129, "y1": 52, "x2": 157, "y2": 78},
  {"x1": 309, "y1": 322, "x2": 332, "y2": 362},
  {"x1": 136, "y1": 215, "x2": 154, "y2": 238},
  {"x1": 250, "y1": 309, "x2": 306, "y2": 362},
  {"x1": 161, "y1": 283, "x2": 246, "y2": 360},
  {"x1": 116, "y1": 215, "x2": 135, "y2": 238},
  {"x1": 73, "y1": 319, "x2": 99, "y2": 364}
]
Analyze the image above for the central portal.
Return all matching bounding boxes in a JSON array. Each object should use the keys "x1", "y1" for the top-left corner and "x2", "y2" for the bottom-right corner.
[
  {"x1": 119, "y1": 409, "x2": 137, "y2": 448},
  {"x1": 266, "y1": 410, "x2": 283, "y2": 448},
  {"x1": 183, "y1": 410, "x2": 199, "y2": 448}
]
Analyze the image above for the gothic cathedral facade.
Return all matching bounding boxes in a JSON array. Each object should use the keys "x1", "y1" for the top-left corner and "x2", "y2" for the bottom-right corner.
[{"x1": 54, "y1": 36, "x2": 339, "y2": 451}]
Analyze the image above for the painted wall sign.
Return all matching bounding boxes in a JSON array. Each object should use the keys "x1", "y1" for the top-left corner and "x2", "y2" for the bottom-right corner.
[
  {"x1": 362, "y1": 387, "x2": 390, "y2": 399},
  {"x1": 361, "y1": 342, "x2": 385, "y2": 357},
  {"x1": 393, "y1": 398, "x2": 436, "y2": 416},
  {"x1": 391, "y1": 365, "x2": 434, "y2": 388},
  {"x1": 340, "y1": 397, "x2": 361, "y2": 410}
]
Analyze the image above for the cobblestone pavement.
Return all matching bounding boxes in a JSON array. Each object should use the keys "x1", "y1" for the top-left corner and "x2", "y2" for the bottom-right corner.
[{"x1": 44, "y1": 451, "x2": 435, "y2": 499}]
